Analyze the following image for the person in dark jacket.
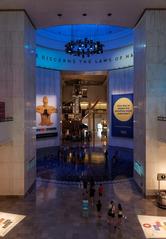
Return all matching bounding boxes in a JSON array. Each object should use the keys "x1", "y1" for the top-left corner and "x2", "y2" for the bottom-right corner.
[
  {"x1": 96, "y1": 200, "x2": 102, "y2": 218},
  {"x1": 89, "y1": 186, "x2": 95, "y2": 206},
  {"x1": 83, "y1": 178, "x2": 88, "y2": 193}
]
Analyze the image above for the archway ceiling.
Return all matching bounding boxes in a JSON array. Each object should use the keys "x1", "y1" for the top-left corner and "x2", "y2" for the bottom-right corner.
[
  {"x1": 0, "y1": 0, "x2": 166, "y2": 28},
  {"x1": 62, "y1": 73, "x2": 107, "y2": 86}
]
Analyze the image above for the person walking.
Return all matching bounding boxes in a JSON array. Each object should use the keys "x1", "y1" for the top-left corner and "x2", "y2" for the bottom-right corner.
[
  {"x1": 83, "y1": 177, "x2": 88, "y2": 193},
  {"x1": 104, "y1": 149, "x2": 108, "y2": 160},
  {"x1": 82, "y1": 193, "x2": 89, "y2": 218},
  {"x1": 117, "y1": 203, "x2": 123, "y2": 228},
  {"x1": 98, "y1": 184, "x2": 104, "y2": 198},
  {"x1": 89, "y1": 177, "x2": 95, "y2": 189},
  {"x1": 107, "y1": 201, "x2": 116, "y2": 227},
  {"x1": 96, "y1": 200, "x2": 102, "y2": 218},
  {"x1": 89, "y1": 186, "x2": 95, "y2": 206}
]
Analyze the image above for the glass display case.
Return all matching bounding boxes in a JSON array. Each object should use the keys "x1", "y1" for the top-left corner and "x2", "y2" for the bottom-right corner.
[{"x1": 157, "y1": 173, "x2": 166, "y2": 209}]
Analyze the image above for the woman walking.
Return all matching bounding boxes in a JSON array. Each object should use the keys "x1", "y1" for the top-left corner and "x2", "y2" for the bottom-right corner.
[
  {"x1": 117, "y1": 203, "x2": 123, "y2": 228},
  {"x1": 107, "y1": 201, "x2": 116, "y2": 227}
]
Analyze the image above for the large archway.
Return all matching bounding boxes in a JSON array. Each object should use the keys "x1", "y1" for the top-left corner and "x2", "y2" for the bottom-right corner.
[{"x1": 35, "y1": 24, "x2": 134, "y2": 182}]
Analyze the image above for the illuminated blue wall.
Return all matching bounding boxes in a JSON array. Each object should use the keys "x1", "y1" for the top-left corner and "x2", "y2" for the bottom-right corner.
[
  {"x1": 36, "y1": 24, "x2": 133, "y2": 71},
  {"x1": 36, "y1": 45, "x2": 133, "y2": 71},
  {"x1": 37, "y1": 24, "x2": 133, "y2": 51}
]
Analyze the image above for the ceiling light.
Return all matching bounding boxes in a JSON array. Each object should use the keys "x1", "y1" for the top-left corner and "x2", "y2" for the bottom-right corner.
[{"x1": 65, "y1": 38, "x2": 104, "y2": 58}]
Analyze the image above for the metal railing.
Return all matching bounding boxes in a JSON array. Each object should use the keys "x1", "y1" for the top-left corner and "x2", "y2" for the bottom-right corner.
[{"x1": 0, "y1": 117, "x2": 13, "y2": 122}]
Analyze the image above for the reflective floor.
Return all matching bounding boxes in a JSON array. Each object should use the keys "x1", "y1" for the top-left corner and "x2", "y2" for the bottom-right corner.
[
  {"x1": 1, "y1": 139, "x2": 165, "y2": 239},
  {"x1": 3, "y1": 137, "x2": 164, "y2": 239},
  {"x1": 0, "y1": 179, "x2": 165, "y2": 239},
  {"x1": 37, "y1": 143, "x2": 133, "y2": 182}
]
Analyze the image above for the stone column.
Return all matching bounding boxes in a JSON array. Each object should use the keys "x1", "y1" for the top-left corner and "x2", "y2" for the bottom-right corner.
[
  {"x1": 0, "y1": 11, "x2": 36, "y2": 195},
  {"x1": 134, "y1": 10, "x2": 166, "y2": 196}
]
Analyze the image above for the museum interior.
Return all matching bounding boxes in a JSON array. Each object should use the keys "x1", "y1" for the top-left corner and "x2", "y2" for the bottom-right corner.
[{"x1": 0, "y1": 1, "x2": 166, "y2": 238}]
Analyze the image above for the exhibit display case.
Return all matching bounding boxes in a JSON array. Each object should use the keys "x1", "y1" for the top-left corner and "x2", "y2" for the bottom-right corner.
[{"x1": 157, "y1": 173, "x2": 166, "y2": 209}]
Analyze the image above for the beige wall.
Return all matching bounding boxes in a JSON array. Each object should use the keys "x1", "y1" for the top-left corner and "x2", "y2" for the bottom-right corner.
[
  {"x1": 134, "y1": 10, "x2": 166, "y2": 196},
  {"x1": 0, "y1": 11, "x2": 36, "y2": 195}
]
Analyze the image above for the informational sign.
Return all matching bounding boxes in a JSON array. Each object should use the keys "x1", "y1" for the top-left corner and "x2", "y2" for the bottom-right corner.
[
  {"x1": 0, "y1": 212, "x2": 25, "y2": 237},
  {"x1": 27, "y1": 156, "x2": 36, "y2": 171},
  {"x1": 112, "y1": 94, "x2": 133, "y2": 138},
  {"x1": 138, "y1": 215, "x2": 166, "y2": 239},
  {"x1": 134, "y1": 161, "x2": 144, "y2": 176},
  {"x1": 157, "y1": 116, "x2": 166, "y2": 121},
  {"x1": 157, "y1": 173, "x2": 166, "y2": 181}
]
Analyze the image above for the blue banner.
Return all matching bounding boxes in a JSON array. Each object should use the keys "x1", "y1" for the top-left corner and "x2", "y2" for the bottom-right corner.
[{"x1": 112, "y1": 94, "x2": 133, "y2": 138}]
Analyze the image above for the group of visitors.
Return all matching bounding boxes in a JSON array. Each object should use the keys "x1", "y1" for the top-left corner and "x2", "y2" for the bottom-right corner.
[
  {"x1": 81, "y1": 177, "x2": 124, "y2": 229},
  {"x1": 107, "y1": 201, "x2": 124, "y2": 229}
]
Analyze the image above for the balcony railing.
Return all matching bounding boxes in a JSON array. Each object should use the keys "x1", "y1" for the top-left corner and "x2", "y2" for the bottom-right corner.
[{"x1": 0, "y1": 117, "x2": 13, "y2": 122}]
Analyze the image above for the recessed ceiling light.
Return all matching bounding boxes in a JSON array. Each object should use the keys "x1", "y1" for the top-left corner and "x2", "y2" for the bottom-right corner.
[
  {"x1": 82, "y1": 13, "x2": 87, "y2": 16},
  {"x1": 107, "y1": 13, "x2": 112, "y2": 16},
  {"x1": 57, "y1": 13, "x2": 62, "y2": 17}
]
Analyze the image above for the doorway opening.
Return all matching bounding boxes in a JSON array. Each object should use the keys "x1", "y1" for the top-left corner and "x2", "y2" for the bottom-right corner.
[{"x1": 61, "y1": 71, "x2": 108, "y2": 147}]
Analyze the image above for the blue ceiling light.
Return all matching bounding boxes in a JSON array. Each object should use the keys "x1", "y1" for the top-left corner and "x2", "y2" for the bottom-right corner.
[
  {"x1": 65, "y1": 38, "x2": 104, "y2": 58},
  {"x1": 65, "y1": 25, "x2": 105, "y2": 58}
]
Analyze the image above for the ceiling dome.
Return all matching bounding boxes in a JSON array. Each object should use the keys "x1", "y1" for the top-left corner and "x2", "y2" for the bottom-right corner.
[{"x1": 37, "y1": 24, "x2": 133, "y2": 50}]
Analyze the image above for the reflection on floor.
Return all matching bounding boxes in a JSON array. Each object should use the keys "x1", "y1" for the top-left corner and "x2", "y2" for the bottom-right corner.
[
  {"x1": 0, "y1": 179, "x2": 165, "y2": 239},
  {"x1": 36, "y1": 134, "x2": 107, "y2": 149},
  {"x1": 37, "y1": 144, "x2": 133, "y2": 182}
]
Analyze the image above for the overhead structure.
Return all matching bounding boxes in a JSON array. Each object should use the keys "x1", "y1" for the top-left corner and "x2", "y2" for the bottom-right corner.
[{"x1": 0, "y1": 0, "x2": 166, "y2": 28}]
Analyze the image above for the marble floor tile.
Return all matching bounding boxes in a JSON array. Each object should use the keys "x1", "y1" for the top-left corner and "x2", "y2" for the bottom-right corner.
[{"x1": 0, "y1": 178, "x2": 165, "y2": 239}]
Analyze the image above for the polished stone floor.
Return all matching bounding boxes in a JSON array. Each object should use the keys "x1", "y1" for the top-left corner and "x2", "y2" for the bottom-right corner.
[
  {"x1": 0, "y1": 179, "x2": 165, "y2": 239},
  {"x1": 37, "y1": 144, "x2": 133, "y2": 182}
]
